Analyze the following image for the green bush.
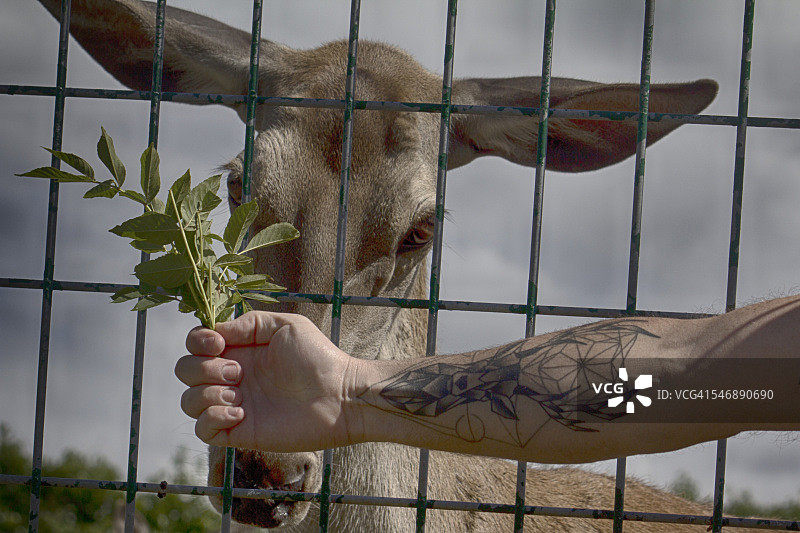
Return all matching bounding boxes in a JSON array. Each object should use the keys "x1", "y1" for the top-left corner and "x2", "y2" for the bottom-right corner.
[
  {"x1": 669, "y1": 470, "x2": 800, "y2": 521},
  {"x1": 0, "y1": 424, "x2": 220, "y2": 532}
]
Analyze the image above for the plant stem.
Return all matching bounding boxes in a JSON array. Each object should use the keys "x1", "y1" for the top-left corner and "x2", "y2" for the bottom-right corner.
[
  {"x1": 197, "y1": 211, "x2": 216, "y2": 324},
  {"x1": 168, "y1": 190, "x2": 215, "y2": 329}
]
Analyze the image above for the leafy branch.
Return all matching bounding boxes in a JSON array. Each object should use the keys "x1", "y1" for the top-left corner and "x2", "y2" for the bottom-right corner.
[{"x1": 17, "y1": 127, "x2": 299, "y2": 329}]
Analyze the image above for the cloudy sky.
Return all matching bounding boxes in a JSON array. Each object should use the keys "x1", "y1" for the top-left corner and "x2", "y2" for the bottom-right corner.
[{"x1": 2, "y1": 0, "x2": 800, "y2": 510}]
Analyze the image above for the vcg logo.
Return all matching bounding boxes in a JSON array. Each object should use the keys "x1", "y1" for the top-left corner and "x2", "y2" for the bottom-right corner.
[{"x1": 591, "y1": 368, "x2": 653, "y2": 413}]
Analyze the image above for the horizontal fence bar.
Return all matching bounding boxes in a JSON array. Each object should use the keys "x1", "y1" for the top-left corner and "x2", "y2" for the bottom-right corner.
[
  {"x1": 0, "y1": 474, "x2": 796, "y2": 530},
  {"x1": 0, "y1": 278, "x2": 713, "y2": 319},
  {"x1": 2, "y1": 85, "x2": 799, "y2": 129}
]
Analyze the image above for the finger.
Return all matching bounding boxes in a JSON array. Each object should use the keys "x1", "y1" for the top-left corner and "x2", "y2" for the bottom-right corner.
[
  {"x1": 175, "y1": 355, "x2": 241, "y2": 387},
  {"x1": 215, "y1": 310, "x2": 309, "y2": 346},
  {"x1": 181, "y1": 385, "x2": 242, "y2": 419},
  {"x1": 195, "y1": 405, "x2": 244, "y2": 445},
  {"x1": 186, "y1": 326, "x2": 225, "y2": 356}
]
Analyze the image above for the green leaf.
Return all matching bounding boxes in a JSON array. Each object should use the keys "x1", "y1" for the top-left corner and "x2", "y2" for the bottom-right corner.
[
  {"x1": 201, "y1": 247, "x2": 217, "y2": 268},
  {"x1": 119, "y1": 189, "x2": 147, "y2": 205},
  {"x1": 178, "y1": 300, "x2": 197, "y2": 313},
  {"x1": 140, "y1": 143, "x2": 160, "y2": 203},
  {"x1": 241, "y1": 298, "x2": 254, "y2": 314},
  {"x1": 193, "y1": 309, "x2": 212, "y2": 327},
  {"x1": 214, "y1": 253, "x2": 253, "y2": 268},
  {"x1": 178, "y1": 285, "x2": 199, "y2": 313},
  {"x1": 210, "y1": 284, "x2": 228, "y2": 310},
  {"x1": 132, "y1": 293, "x2": 175, "y2": 311},
  {"x1": 234, "y1": 274, "x2": 284, "y2": 291},
  {"x1": 17, "y1": 166, "x2": 95, "y2": 183},
  {"x1": 240, "y1": 292, "x2": 280, "y2": 305},
  {"x1": 110, "y1": 212, "x2": 181, "y2": 245},
  {"x1": 186, "y1": 216, "x2": 212, "y2": 235},
  {"x1": 216, "y1": 306, "x2": 235, "y2": 323},
  {"x1": 223, "y1": 200, "x2": 259, "y2": 253},
  {"x1": 97, "y1": 127, "x2": 126, "y2": 186},
  {"x1": 110, "y1": 286, "x2": 156, "y2": 303},
  {"x1": 232, "y1": 274, "x2": 269, "y2": 288},
  {"x1": 181, "y1": 175, "x2": 222, "y2": 223},
  {"x1": 129, "y1": 240, "x2": 167, "y2": 253},
  {"x1": 83, "y1": 179, "x2": 118, "y2": 199},
  {"x1": 168, "y1": 169, "x2": 192, "y2": 215},
  {"x1": 43, "y1": 148, "x2": 95, "y2": 178},
  {"x1": 161, "y1": 284, "x2": 181, "y2": 296},
  {"x1": 229, "y1": 262, "x2": 255, "y2": 276},
  {"x1": 173, "y1": 232, "x2": 199, "y2": 264},
  {"x1": 148, "y1": 197, "x2": 166, "y2": 214},
  {"x1": 241, "y1": 222, "x2": 299, "y2": 254},
  {"x1": 134, "y1": 254, "x2": 194, "y2": 288}
]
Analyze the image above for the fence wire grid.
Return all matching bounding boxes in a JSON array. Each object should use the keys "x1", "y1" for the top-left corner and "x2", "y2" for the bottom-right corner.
[{"x1": 1, "y1": 0, "x2": 799, "y2": 532}]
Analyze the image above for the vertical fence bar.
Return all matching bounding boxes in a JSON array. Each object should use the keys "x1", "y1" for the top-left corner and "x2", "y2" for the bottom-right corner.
[
  {"x1": 145, "y1": 0, "x2": 166, "y2": 147},
  {"x1": 713, "y1": 1, "x2": 755, "y2": 531},
  {"x1": 28, "y1": 1, "x2": 71, "y2": 530},
  {"x1": 417, "y1": 1, "x2": 458, "y2": 531},
  {"x1": 614, "y1": 1, "x2": 655, "y2": 531},
  {"x1": 711, "y1": 438, "x2": 729, "y2": 533},
  {"x1": 725, "y1": 0, "x2": 755, "y2": 312},
  {"x1": 525, "y1": 0, "x2": 555, "y2": 341},
  {"x1": 517, "y1": 0, "x2": 556, "y2": 530},
  {"x1": 124, "y1": 2, "x2": 167, "y2": 531},
  {"x1": 612, "y1": 456, "x2": 628, "y2": 533},
  {"x1": 625, "y1": 0, "x2": 655, "y2": 314},
  {"x1": 329, "y1": 0, "x2": 362, "y2": 345},
  {"x1": 220, "y1": 3, "x2": 265, "y2": 531},
  {"x1": 322, "y1": 0, "x2": 362, "y2": 530}
]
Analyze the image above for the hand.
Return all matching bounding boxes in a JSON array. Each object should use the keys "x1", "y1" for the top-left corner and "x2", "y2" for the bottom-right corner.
[{"x1": 175, "y1": 311, "x2": 362, "y2": 451}]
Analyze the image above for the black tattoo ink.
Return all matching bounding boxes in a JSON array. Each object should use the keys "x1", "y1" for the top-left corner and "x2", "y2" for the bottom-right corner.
[{"x1": 359, "y1": 320, "x2": 660, "y2": 447}]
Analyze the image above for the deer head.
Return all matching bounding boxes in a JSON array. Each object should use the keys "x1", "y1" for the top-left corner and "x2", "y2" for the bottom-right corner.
[{"x1": 38, "y1": 0, "x2": 717, "y2": 528}]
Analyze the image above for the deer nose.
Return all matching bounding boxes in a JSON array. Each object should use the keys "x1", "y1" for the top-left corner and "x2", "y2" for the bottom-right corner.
[{"x1": 230, "y1": 453, "x2": 317, "y2": 528}]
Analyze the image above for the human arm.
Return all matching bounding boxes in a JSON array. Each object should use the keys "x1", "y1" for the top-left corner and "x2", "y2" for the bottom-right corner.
[{"x1": 176, "y1": 296, "x2": 800, "y2": 463}]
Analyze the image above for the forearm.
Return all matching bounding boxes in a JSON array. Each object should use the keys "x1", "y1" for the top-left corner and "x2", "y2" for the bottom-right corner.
[{"x1": 347, "y1": 296, "x2": 800, "y2": 463}]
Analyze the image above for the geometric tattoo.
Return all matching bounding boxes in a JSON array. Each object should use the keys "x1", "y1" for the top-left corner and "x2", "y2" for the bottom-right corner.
[{"x1": 358, "y1": 320, "x2": 660, "y2": 448}]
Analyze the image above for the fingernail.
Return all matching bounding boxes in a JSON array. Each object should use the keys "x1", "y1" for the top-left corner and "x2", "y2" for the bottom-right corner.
[
  {"x1": 221, "y1": 389, "x2": 236, "y2": 403},
  {"x1": 227, "y1": 407, "x2": 243, "y2": 419},
  {"x1": 222, "y1": 363, "x2": 239, "y2": 382}
]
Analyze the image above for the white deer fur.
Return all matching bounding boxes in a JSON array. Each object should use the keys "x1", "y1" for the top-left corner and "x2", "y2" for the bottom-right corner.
[{"x1": 40, "y1": 1, "x2": 732, "y2": 530}]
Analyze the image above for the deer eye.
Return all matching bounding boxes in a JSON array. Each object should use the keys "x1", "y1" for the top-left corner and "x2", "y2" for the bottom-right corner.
[
  {"x1": 399, "y1": 216, "x2": 436, "y2": 254},
  {"x1": 226, "y1": 172, "x2": 243, "y2": 208}
]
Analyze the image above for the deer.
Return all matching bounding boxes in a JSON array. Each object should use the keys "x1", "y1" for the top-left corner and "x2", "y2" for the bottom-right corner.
[{"x1": 37, "y1": 1, "x2": 735, "y2": 531}]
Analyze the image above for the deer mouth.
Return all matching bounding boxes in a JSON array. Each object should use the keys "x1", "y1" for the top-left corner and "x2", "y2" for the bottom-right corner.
[
  {"x1": 207, "y1": 448, "x2": 321, "y2": 529},
  {"x1": 230, "y1": 473, "x2": 308, "y2": 528}
]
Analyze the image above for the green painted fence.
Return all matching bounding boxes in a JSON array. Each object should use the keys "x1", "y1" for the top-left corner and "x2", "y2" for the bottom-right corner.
[{"x1": 1, "y1": 1, "x2": 798, "y2": 532}]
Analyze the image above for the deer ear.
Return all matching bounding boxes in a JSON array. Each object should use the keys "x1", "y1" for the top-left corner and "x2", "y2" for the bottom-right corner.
[
  {"x1": 448, "y1": 77, "x2": 718, "y2": 172},
  {"x1": 37, "y1": 0, "x2": 282, "y2": 101}
]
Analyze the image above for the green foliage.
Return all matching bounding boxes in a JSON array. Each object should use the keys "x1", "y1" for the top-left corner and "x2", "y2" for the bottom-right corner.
[
  {"x1": 0, "y1": 424, "x2": 220, "y2": 532},
  {"x1": 136, "y1": 447, "x2": 221, "y2": 532},
  {"x1": 0, "y1": 423, "x2": 120, "y2": 532},
  {"x1": 668, "y1": 471, "x2": 704, "y2": 503},
  {"x1": 725, "y1": 491, "x2": 800, "y2": 522},
  {"x1": 0, "y1": 425, "x2": 29, "y2": 533},
  {"x1": 18, "y1": 129, "x2": 299, "y2": 329},
  {"x1": 669, "y1": 470, "x2": 800, "y2": 521}
]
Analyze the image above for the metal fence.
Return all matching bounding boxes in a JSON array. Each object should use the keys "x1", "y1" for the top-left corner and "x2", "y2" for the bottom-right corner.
[{"x1": 1, "y1": 0, "x2": 799, "y2": 532}]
